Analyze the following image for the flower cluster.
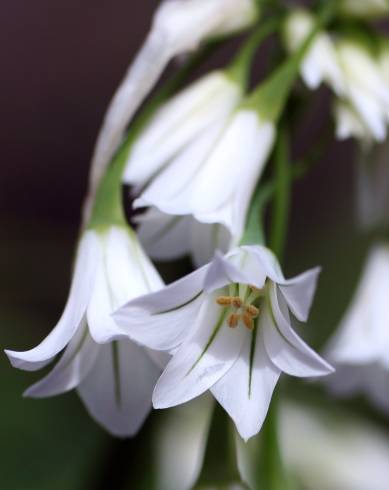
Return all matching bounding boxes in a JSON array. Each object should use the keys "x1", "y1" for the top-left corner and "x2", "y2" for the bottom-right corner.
[{"x1": 6, "y1": 0, "x2": 389, "y2": 487}]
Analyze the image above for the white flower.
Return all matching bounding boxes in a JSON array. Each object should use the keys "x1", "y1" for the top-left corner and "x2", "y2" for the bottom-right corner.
[
  {"x1": 334, "y1": 100, "x2": 374, "y2": 144},
  {"x1": 84, "y1": 0, "x2": 258, "y2": 222},
  {"x1": 283, "y1": 9, "x2": 344, "y2": 94},
  {"x1": 279, "y1": 401, "x2": 389, "y2": 490},
  {"x1": 123, "y1": 69, "x2": 259, "y2": 265},
  {"x1": 5, "y1": 226, "x2": 165, "y2": 437},
  {"x1": 123, "y1": 70, "x2": 243, "y2": 190},
  {"x1": 114, "y1": 245, "x2": 333, "y2": 441},
  {"x1": 339, "y1": 0, "x2": 389, "y2": 18},
  {"x1": 325, "y1": 244, "x2": 389, "y2": 412},
  {"x1": 284, "y1": 10, "x2": 389, "y2": 143}
]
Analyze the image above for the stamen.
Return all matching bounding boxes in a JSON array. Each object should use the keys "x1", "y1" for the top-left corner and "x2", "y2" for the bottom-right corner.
[
  {"x1": 228, "y1": 313, "x2": 240, "y2": 328},
  {"x1": 242, "y1": 313, "x2": 254, "y2": 330},
  {"x1": 249, "y1": 285, "x2": 263, "y2": 293},
  {"x1": 232, "y1": 297, "x2": 243, "y2": 308},
  {"x1": 216, "y1": 296, "x2": 233, "y2": 306},
  {"x1": 245, "y1": 304, "x2": 259, "y2": 317}
]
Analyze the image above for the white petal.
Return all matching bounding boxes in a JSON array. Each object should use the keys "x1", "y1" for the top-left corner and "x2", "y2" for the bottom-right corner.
[
  {"x1": 78, "y1": 340, "x2": 160, "y2": 437},
  {"x1": 191, "y1": 221, "x2": 231, "y2": 267},
  {"x1": 115, "y1": 264, "x2": 208, "y2": 315},
  {"x1": 114, "y1": 294, "x2": 204, "y2": 353},
  {"x1": 136, "y1": 209, "x2": 193, "y2": 261},
  {"x1": 278, "y1": 267, "x2": 321, "y2": 322},
  {"x1": 155, "y1": 394, "x2": 214, "y2": 490},
  {"x1": 152, "y1": 293, "x2": 247, "y2": 408},
  {"x1": 24, "y1": 323, "x2": 99, "y2": 398},
  {"x1": 134, "y1": 121, "x2": 225, "y2": 214},
  {"x1": 84, "y1": 30, "x2": 171, "y2": 223},
  {"x1": 241, "y1": 245, "x2": 285, "y2": 283},
  {"x1": 204, "y1": 251, "x2": 251, "y2": 292},
  {"x1": 113, "y1": 266, "x2": 208, "y2": 350},
  {"x1": 211, "y1": 328, "x2": 280, "y2": 441},
  {"x1": 190, "y1": 111, "x2": 274, "y2": 237},
  {"x1": 348, "y1": 86, "x2": 387, "y2": 142},
  {"x1": 124, "y1": 73, "x2": 239, "y2": 187},
  {"x1": 5, "y1": 231, "x2": 100, "y2": 371},
  {"x1": 106, "y1": 226, "x2": 164, "y2": 302},
  {"x1": 88, "y1": 227, "x2": 164, "y2": 344},
  {"x1": 263, "y1": 283, "x2": 334, "y2": 377}
]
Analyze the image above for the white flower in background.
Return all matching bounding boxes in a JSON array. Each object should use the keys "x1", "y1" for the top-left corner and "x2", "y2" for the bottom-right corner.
[
  {"x1": 284, "y1": 9, "x2": 389, "y2": 143},
  {"x1": 84, "y1": 0, "x2": 259, "y2": 222},
  {"x1": 339, "y1": 0, "x2": 389, "y2": 18},
  {"x1": 283, "y1": 9, "x2": 344, "y2": 94},
  {"x1": 325, "y1": 244, "x2": 389, "y2": 413},
  {"x1": 114, "y1": 245, "x2": 333, "y2": 441},
  {"x1": 5, "y1": 226, "x2": 165, "y2": 437},
  {"x1": 278, "y1": 401, "x2": 389, "y2": 490},
  {"x1": 334, "y1": 101, "x2": 374, "y2": 144},
  {"x1": 123, "y1": 70, "x2": 275, "y2": 263}
]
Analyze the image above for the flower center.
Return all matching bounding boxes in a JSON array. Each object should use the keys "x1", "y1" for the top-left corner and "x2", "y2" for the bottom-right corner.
[{"x1": 216, "y1": 284, "x2": 263, "y2": 330}]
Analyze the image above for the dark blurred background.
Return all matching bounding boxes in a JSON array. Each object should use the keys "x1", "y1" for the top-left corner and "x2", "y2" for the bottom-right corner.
[{"x1": 0, "y1": 1, "x2": 376, "y2": 489}]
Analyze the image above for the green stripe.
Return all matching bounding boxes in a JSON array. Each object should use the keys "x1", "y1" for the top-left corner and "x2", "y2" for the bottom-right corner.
[
  {"x1": 248, "y1": 319, "x2": 258, "y2": 399},
  {"x1": 154, "y1": 290, "x2": 203, "y2": 315},
  {"x1": 186, "y1": 308, "x2": 228, "y2": 376},
  {"x1": 112, "y1": 342, "x2": 121, "y2": 408}
]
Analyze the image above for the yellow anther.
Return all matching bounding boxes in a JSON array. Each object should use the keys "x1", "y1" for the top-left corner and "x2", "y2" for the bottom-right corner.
[
  {"x1": 242, "y1": 313, "x2": 254, "y2": 330},
  {"x1": 245, "y1": 304, "x2": 259, "y2": 318},
  {"x1": 232, "y1": 297, "x2": 243, "y2": 308},
  {"x1": 216, "y1": 296, "x2": 233, "y2": 306},
  {"x1": 228, "y1": 313, "x2": 240, "y2": 328}
]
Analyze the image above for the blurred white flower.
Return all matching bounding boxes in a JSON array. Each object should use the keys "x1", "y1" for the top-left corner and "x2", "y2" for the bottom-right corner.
[
  {"x1": 283, "y1": 9, "x2": 344, "y2": 94},
  {"x1": 284, "y1": 9, "x2": 389, "y2": 143},
  {"x1": 339, "y1": 0, "x2": 389, "y2": 18},
  {"x1": 114, "y1": 245, "x2": 333, "y2": 441},
  {"x1": 334, "y1": 101, "x2": 374, "y2": 144},
  {"x1": 84, "y1": 0, "x2": 258, "y2": 222},
  {"x1": 325, "y1": 244, "x2": 389, "y2": 412},
  {"x1": 5, "y1": 226, "x2": 165, "y2": 437}
]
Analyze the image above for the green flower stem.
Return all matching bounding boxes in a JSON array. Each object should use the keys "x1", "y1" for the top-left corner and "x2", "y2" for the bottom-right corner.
[
  {"x1": 243, "y1": 0, "x2": 336, "y2": 122},
  {"x1": 87, "y1": 47, "x2": 215, "y2": 230},
  {"x1": 241, "y1": 181, "x2": 275, "y2": 246},
  {"x1": 227, "y1": 17, "x2": 281, "y2": 89}
]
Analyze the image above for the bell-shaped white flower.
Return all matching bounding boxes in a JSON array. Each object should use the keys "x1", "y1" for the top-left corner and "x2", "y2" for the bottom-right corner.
[
  {"x1": 284, "y1": 9, "x2": 389, "y2": 143},
  {"x1": 123, "y1": 70, "x2": 244, "y2": 190},
  {"x1": 339, "y1": 0, "x2": 389, "y2": 18},
  {"x1": 114, "y1": 245, "x2": 333, "y2": 441},
  {"x1": 123, "y1": 64, "x2": 275, "y2": 264},
  {"x1": 85, "y1": 0, "x2": 259, "y2": 222},
  {"x1": 325, "y1": 244, "x2": 389, "y2": 412},
  {"x1": 5, "y1": 225, "x2": 165, "y2": 437}
]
